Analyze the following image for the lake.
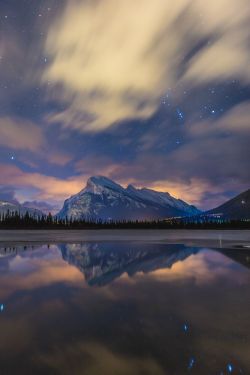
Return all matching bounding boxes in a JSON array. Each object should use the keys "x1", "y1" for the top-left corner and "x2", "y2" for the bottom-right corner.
[{"x1": 0, "y1": 239, "x2": 249, "y2": 374}]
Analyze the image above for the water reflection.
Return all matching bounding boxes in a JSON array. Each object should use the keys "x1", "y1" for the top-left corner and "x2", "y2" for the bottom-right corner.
[
  {"x1": 58, "y1": 243, "x2": 250, "y2": 286},
  {"x1": 0, "y1": 242, "x2": 249, "y2": 374},
  {"x1": 59, "y1": 243, "x2": 201, "y2": 286}
]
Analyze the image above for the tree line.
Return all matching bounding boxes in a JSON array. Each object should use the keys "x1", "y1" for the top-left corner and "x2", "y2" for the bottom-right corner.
[{"x1": 0, "y1": 210, "x2": 249, "y2": 229}]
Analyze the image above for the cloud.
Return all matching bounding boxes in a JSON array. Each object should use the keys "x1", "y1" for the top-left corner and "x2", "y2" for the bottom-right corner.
[
  {"x1": 47, "y1": 150, "x2": 73, "y2": 166},
  {"x1": 0, "y1": 249, "x2": 83, "y2": 300},
  {"x1": 0, "y1": 163, "x2": 84, "y2": 203},
  {"x1": 110, "y1": 102, "x2": 250, "y2": 208},
  {"x1": 43, "y1": 0, "x2": 250, "y2": 132},
  {"x1": 1, "y1": 85, "x2": 248, "y2": 210},
  {"x1": 0, "y1": 186, "x2": 19, "y2": 204},
  {"x1": 0, "y1": 17, "x2": 45, "y2": 110},
  {"x1": 180, "y1": 0, "x2": 250, "y2": 84},
  {"x1": 0, "y1": 117, "x2": 44, "y2": 152},
  {"x1": 0, "y1": 116, "x2": 73, "y2": 166},
  {"x1": 75, "y1": 155, "x2": 122, "y2": 177},
  {"x1": 190, "y1": 101, "x2": 250, "y2": 137},
  {"x1": 166, "y1": 102, "x2": 250, "y2": 188},
  {"x1": 72, "y1": 94, "x2": 250, "y2": 209},
  {"x1": 139, "y1": 251, "x2": 249, "y2": 286}
]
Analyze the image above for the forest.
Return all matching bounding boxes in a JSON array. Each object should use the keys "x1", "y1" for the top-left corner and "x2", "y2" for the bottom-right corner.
[{"x1": 0, "y1": 210, "x2": 249, "y2": 230}]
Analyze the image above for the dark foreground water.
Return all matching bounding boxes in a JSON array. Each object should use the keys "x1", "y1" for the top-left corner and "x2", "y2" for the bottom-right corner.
[{"x1": 0, "y1": 242, "x2": 249, "y2": 375}]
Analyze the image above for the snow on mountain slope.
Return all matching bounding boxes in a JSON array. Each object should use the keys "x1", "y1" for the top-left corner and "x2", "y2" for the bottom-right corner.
[
  {"x1": 0, "y1": 200, "x2": 44, "y2": 217},
  {"x1": 84, "y1": 176, "x2": 125, "y2": 195},
  {"x1": 57, "y1": 176, "x2": 200, "y2": 221},
  {"x1": 126, "y1": 185, "x2": 198, "y2": 215}
]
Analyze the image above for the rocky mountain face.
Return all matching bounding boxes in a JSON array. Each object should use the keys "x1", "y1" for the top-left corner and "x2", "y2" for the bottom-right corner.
[
  {"x1": 57, "y1": 176, "x2": 200, "y2": 221},
  {"x1": 0, "y1": 200, "x2": 43, "y2": 218},
  {"x1": 207, "y1": 189, "x2": 250, "y2": 220},
  {"x1": 59, "y1": 242, "x2": 199, "y2": 286}
]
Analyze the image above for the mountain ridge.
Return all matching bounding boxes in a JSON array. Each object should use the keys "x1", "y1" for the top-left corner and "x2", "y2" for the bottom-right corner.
[
  {"x1": 206, "y1": 188, "x2": 250, "y2": 220},
  {"x1": 1, "y1": 177, "x2": 249, "y2": 221},
  {"x1": 0, "y1": 200, "x2": 44, "y2": 218},
  {"x1": 57, "y1": 175, "x2": 200, "y2": 221}
]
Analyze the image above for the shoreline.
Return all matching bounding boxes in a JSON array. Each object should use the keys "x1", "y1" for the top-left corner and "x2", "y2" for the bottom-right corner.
[{"x1": 0, "y1": 229, "x2": 250, "y2": 250}]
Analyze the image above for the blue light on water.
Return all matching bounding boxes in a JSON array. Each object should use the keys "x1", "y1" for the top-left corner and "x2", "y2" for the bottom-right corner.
[
  {"x1": 188, "y1": 357, "x2": 195, "y2": 370},
  {"x1": 0, "y1": 304, "x2": 4, "y2": 312},
  {"x1": 227, "y1": 364, "x2": 233, "y2": 373}
]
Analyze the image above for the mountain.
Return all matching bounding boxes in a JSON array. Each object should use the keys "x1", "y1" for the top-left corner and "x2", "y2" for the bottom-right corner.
[
  {"x1": 207, "y1": 189, "x2": 250, "y2": 220},
  {"x1": 22, "y1": 200, "x2": 59, "y2": 215},
  {"x1": 59, "y1": 242, "x2": 199, "y2": 286},
  {"x1": 0, "y1": 200, "x2": 43, "y2": 218},
  {"x1": 57, "y1": 176, "x2": 200, "y2": 221}
]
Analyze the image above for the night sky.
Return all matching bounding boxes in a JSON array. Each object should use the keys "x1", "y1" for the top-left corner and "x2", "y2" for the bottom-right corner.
[{"x1": 0, "y1": 0, "x2": 249, "y2": 211}]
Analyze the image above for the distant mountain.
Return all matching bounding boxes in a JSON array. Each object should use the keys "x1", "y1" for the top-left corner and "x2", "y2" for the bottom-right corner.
[
  {"x1": 0, "y1": 200, "x2": 43, "y2": 218},
  {"x1": 22, "y1": 200, "x2": 58, "y2": 215},
  {"x1": 57, "y1": 176, "x2": 200, "y2": 221},
  {"x1": 59, "y1": 242, "x2": 199, "y2": 286},
  {"x1": 207, "y1": 189, "x2": 250, "y2": 220}
]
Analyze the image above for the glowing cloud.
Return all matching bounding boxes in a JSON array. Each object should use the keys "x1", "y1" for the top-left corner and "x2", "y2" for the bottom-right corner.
[
  {"x1": 43, "y1": 0, "x2": 250, "y2": 132},
  {"x1": 0, "y1": 163, "x2": 85, "y2": 202}
]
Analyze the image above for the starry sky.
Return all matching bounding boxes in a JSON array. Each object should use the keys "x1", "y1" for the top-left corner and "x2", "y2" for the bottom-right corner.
[{"x1": 0, "y1": 0, "x2": 250, "y2": 212}]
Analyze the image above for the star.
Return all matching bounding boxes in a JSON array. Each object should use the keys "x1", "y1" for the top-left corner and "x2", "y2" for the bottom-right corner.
[
  {"x1": 177, "y1": 109, "x2": 184, "y2": 121},
  {"x1": 209, "y1": 87, "x2": 216, "y2": 94}
]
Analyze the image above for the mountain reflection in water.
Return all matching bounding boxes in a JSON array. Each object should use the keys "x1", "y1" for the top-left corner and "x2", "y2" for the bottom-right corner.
[
  {"x1": 59, "y1": 243, "x2": 200, "y2": 286},
  {"x1": 0, "y1": 241, "x2": 249, "y2": 375}
]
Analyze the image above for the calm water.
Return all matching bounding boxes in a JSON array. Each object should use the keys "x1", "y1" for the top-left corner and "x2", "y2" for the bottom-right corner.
[{"x1": 0, "y1": 242, "x2": 249, "y2": 375}]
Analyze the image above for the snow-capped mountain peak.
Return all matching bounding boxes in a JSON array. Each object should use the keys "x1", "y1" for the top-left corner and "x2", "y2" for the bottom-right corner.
[
  {"x1": 57, "y1": 176, "x2": 200, "y2": 221},
  {"x1": 83, "y1": 176, "x2": 124, "y2": 195}
]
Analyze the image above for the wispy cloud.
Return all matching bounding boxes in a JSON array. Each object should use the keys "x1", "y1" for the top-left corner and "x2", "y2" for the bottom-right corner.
[
  {"x1": 0, "y1": 117, "x2": 44, "y2": 152},
  {"x1": 43, "y1": 0, "x2": 250, "y2": 132},
  {"x1": 0, "y1": 116, "x2": 73, "y2": 166},
  {"x1": 0, "y1": 163, "x2": 84, "y2": 203},
  {"x1": 0, "y1": 186, "x2": 18, "y2": 204},
  {"x1": 71, "y1": 100, "x2": 250, "y2": 209}
]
